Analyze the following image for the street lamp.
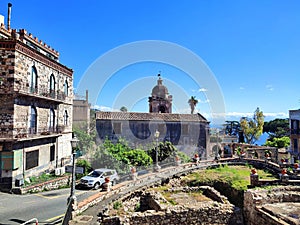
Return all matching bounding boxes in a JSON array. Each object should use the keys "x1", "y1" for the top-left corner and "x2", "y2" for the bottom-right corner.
[
  {"x1": 69, "y1": 133, "x2": 79, "y2": 209},
  {"x1": 154, "y1": 130, "x2": 161, "y2": 172}
]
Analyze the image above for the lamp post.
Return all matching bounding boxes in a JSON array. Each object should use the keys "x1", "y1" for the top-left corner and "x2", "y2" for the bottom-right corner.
[
  {"x1": 69, "y1": 134, "x2": 79, "y2": 209},
  {"x1": 154, "y1": 130, "x2": 161, "y2": 172}
]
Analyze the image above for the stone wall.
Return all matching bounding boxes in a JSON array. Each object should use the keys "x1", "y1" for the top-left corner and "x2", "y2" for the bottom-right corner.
[
  {"x1": 11, "y1": 175, "x2": 70, "y2": 194},
  {"x1": 102, "y1": 186, "x2": 244, "y2": 225},
  {"x1": 0, "y1": 36, "x2": 73, "y2": 190},
  {"x1": 244, "y1": 186, "x2": 300, "y2": 225}
]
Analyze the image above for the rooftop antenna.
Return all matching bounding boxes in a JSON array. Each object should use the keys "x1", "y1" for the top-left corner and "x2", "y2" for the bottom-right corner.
[{"x1": 7, "y1": 3, "x2": 12, "y2": 30}]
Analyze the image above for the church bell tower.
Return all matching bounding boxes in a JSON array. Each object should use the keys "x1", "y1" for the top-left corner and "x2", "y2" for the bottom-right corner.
[{"x1": 149, "y1": 74, "x2": 172, "y2": 113}]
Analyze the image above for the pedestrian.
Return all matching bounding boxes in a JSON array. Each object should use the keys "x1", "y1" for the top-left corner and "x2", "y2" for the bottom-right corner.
[
  {"x1": 194, "y1": 153, "x2": 200, "y2": 165},
  {"x1": 130, "y1": 165, "x2": 137, "y2": 181}
]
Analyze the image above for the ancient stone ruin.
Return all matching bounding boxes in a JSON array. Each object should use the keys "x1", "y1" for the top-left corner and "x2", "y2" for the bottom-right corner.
[
  {"x1": 244, "y1": 186, "x2": 300, "y2": 225},
  {"x1": 100, "y1": 185, "x2": 243, "y2": 225}
]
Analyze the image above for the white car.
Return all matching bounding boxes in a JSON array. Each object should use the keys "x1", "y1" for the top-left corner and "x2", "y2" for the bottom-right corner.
[{"x1": 80, "y1": 168, "x2": 119, "y2": 189}]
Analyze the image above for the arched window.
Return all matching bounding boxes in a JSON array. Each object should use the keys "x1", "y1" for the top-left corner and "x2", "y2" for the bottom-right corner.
[
  {"x1": 159, "y1": 105, "x2": 166, "y2": 113},
  {"x1": 49, "y1": 108, "x2": 55, "y2": 132},
  {"x1": 30, "y1": 66, "x2": 38, "y2": 93},
  {"x1": 64, "y1": 110, "x2": 68, "y2": 126},
  {"x1": 50, "y1": 74, "x2": 55, "y2": 98},
  {"x1": 64, "y1": 79, "x2": 68, "y2": 96},
  {"x1": 30, "y1": 106, "x2": 37, "y2": 134}
]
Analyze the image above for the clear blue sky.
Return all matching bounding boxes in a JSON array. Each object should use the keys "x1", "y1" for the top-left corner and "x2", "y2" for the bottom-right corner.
[{"x1": 1, "y1": 1, "x2": 299, "y2": 124}]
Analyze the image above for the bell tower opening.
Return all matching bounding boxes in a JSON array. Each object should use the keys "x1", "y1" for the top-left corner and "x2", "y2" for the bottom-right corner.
[{"x1": 159, "y1": 105, "x2": 166, "y2": 113}]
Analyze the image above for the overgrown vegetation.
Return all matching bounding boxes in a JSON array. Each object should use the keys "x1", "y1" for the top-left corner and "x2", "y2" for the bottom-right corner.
[
  {"x1": 181, "y1": 164, "x2": 276, "y2": 191},
  {"x1": 113, "y1": 201, "x2": 123, "y2": 210},
  {"x1": 76, "y1": 158, "x2": 92, "y2": 178},
  {"x1": 147, "y1": 141, "x2": 179, "y2": 163},
  {"x1": 24, "y1": 172, "x2": 57, "y2": 186},
  {"x1": 264, "y1": 136, "x2": 290, "y2": 148},
  {"x1": 93, "y1": 138, "x2": 153, "y2": 175}
]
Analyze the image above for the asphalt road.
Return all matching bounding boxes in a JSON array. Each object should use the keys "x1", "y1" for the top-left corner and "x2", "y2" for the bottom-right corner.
[{"x1": 0, "y1": 187, "x2": 99, "y2": 225}]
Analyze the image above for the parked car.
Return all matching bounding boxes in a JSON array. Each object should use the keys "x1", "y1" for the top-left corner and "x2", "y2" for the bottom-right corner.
[{"x1": 79, "y1": 168, "x2": 119, "y2": 189}]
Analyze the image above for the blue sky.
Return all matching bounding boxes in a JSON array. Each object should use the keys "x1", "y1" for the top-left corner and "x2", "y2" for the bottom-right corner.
[{"x1": 1, "y1": 1, "x2": 299, "y2": 124}]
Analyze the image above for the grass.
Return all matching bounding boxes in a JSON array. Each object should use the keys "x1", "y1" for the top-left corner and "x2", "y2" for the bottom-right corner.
[
  {"x1": 149, "y1": 187, "x2": 209, "y2": 205},
  {"x1": 181, "y1": 164, "x2": 277, "y2": 191},
  {"x1": 25, "y1": 173, "x2": 55, "y2": 185},
  {"x1": 113, "y1": 201, "x2": 123, "y2": 210},
  {"x1": 24, "y1": 172, "x2": 65, "y2": 187},
  {"x1": 188, "y1": 190, "x2": 211, "y2": 202}
]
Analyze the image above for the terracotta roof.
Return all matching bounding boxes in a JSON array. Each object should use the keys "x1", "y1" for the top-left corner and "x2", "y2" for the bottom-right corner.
[{"x1": 96, "y1": 112, "x2": 208, "y2": 122}]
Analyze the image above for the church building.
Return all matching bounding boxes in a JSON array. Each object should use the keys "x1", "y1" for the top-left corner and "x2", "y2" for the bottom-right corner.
[{"x1": 96, "y1": 75, "x2": 210, "y2": 158}]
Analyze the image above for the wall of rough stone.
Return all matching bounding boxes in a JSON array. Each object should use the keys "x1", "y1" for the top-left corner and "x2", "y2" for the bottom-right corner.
[
  {"x1": 13, "y1": 50, "x2": 73, "y2": 134},
  {"x1": 103, "y1": 204, "x2": 242, "y2": 225},
  {"x1": 0, "y1": 43, "x2": 73, "y2": 139},
  {"x1": 11, "y1": 175, "x2": 70, "y2": 194},
  {"x1": 0, "y1": 37, "x2": 73, "y2": 190},
  {"x1": 102, "y1": 187, "x2": 244, "y2": 225},
  {"x1": 244, "y1": 186, "x2": 300, "y2": 225}
]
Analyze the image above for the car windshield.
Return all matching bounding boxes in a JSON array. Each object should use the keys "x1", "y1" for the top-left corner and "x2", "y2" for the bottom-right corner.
[{"x1": 88, "y1": 171, "x2": 102, "y2": 177}]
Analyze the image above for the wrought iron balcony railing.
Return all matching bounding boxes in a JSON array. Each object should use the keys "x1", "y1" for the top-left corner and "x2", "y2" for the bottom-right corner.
[
  {"x1": 15, "y1": 84, "x2": 67, "y2": 101},
  {"x1": 0, "y1": 125, "x2": 66, "y2": 139}
]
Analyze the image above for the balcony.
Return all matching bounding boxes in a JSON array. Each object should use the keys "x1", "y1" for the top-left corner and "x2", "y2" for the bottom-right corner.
[
  {"x1": 27, "y1": 126, "x2": 66, "y2": 137},
  {"x1": 0, "y1": 125, "x2": 67, "y2": 140},
  {"x1": 15, "y1": 84, "x2": 67, "y2": 103}
]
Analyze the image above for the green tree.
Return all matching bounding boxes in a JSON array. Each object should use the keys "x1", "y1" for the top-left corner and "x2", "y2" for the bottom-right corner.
[
  {"x1": 263, "y1": 118, "x2": 289, "y2": 140},
  {"x1": 240, "y1": 107, "x2": 264, "y2": 144},
  {"x1": 92, "y1": 139, "x2": 153, "y2": 175},
  {"x1": 73, "y1": 108, "x2": 97, "y2": 155},
  {"x1": 223, "y1": 121, "x2": 245, "y2": 143},
  {"x1": 176, "y1": 151, "x2": 191, "y2": 163},
  {"x1": 120, "y1": 106, "x2": 128, "y2": 112},
  {"x1": 93, "y1": 144, "x2": 128, "y2": 175},
  {"x1": 188, "y1": 96, "x2": 198, "y2": 114},
  {"x1": 121, "y1": 149, "x2": 152, "y2": 166},
  {"x1": 147, "y1": 141, "x2": 178, "y2": 163},
  {"x1": 73, "y1": 125, "x2": 96, "y2": 155},
  {"x1": 76, "y1": 158, "x2": 92, "y2": 178},
  {"x1": 264, "y1": 136, "x2": 290, "y2": 148}
]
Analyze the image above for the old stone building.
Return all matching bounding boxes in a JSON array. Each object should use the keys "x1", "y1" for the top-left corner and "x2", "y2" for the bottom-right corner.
[
  {"x1": 96, "y1": 76, "x2": 209, "y2": 157},
  {"x1": 0, "y1": 16, "x2": 73, "y2": 190}
]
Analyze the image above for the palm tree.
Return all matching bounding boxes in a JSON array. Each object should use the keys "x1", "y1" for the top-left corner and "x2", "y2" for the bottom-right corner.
[{"x1": 188, "y1": 96, "x2": 198, "y2": 114}]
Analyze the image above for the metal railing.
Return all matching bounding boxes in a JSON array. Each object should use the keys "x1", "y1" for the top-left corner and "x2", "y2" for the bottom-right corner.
[
  {"x1": 0, "y1": 125, "x2": 66, "y2": 139},
  {"x1": 20, "y1": 218, "x2": 38, "y2": 225},
  {"x1": 15, "y1": 83, "x2": 67, "y2": 101}
]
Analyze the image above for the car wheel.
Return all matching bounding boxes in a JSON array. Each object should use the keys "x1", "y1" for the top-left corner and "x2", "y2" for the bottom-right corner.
[{"x1": 93, "y1": 182, "x2": 100, "y2": 190}]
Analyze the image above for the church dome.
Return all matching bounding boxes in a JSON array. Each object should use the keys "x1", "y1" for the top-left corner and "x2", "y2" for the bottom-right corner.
[{"x1": 151, "y1": 75, "x2": 169, "y2": 99}]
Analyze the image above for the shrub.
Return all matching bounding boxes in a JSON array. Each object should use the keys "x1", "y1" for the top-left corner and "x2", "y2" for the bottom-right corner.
[
  {"x1": 76, "y1": 158, "x2": 92, "y2": 178},
  {"x1": 113, "y1": 201, "x2": 123, "y2": 210}
]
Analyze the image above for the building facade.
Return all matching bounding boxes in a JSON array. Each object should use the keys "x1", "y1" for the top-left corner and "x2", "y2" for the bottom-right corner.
[
  {"x1": 289, "y1": 109, "x2": 300, "y2": 162},
  {"x1": 73, "y1": 90, "x2": 91, "y2": 133},
  {"x1": 96, "y1": 76, "x2": 210, "y2": 158},
  {"x1": 0, "y1": 22, "x2": 73, "y2": 190}
]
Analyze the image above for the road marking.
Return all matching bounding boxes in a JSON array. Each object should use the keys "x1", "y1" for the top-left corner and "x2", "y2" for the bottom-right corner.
[
  {"x1": 46, "y1": 214, "x2": 64, "y2": 222},
  {"x1": 23, "y1": 200, "x2": 37, "y2": 204}
]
